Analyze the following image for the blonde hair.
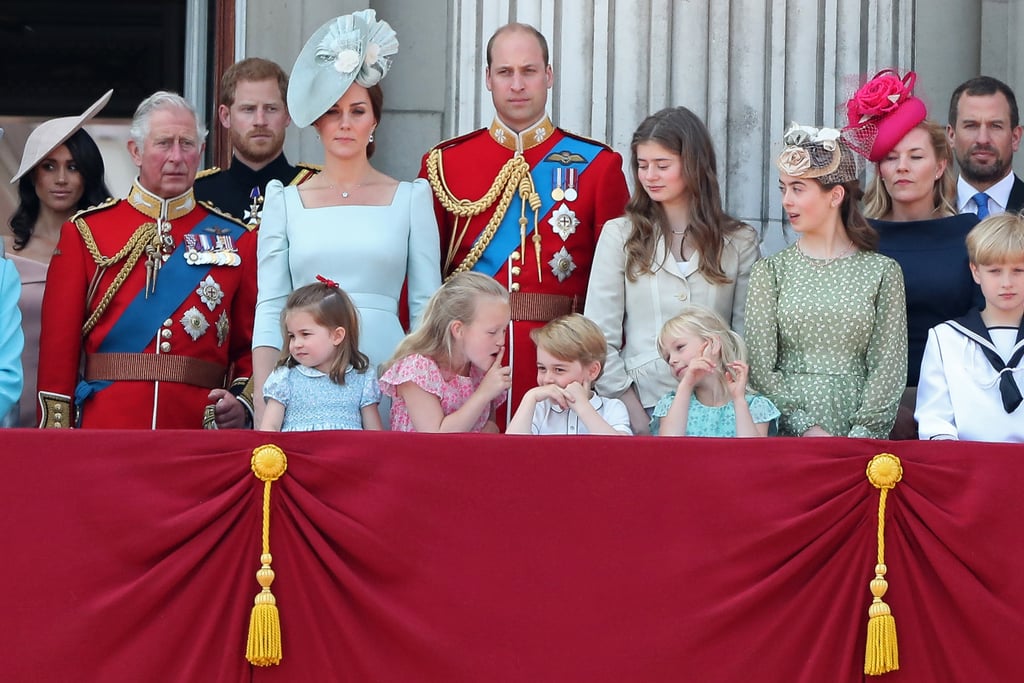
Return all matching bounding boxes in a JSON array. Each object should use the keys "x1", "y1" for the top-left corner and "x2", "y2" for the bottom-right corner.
[
  {"x1": 530, "y1": 314, "x2": 607, "y2": 379},
  {"x1": 966, "y1": 212, "x2": 1024, "y2": 265},
  {"x1": 863, "y1": 120, "x2": 957, "y2": 219},
  {"x1": 657, "y1": 305, "x2": 747, "y2": 366},
  {"x1": 382, "y1": 272, "x2": 509, "y2": 373},
  {"x1": 277, "y1": 281, "x2": 368, "y2": 384}
]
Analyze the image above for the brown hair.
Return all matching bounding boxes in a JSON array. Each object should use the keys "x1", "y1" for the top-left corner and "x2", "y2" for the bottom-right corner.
[
  {"x1": 624, "y1": 106, "x2": 747, "y2": 284},
  {"x1": 863, "y1": 120, "x2": 957, "y2": 219},
  {"x1": 366, "y1": 84, "x2": 383, "y2": 159},
  {"x1": 486, "y1": 23, "x2": 549, "y2": 67},
  {"x1": 530, "y1": 314, "x2": 607, "y2": 379},
  {"x1": 278, "y1": 281, "x2": 369, "y2": 383},
  {"x1": 219, "y1": 57, "x2": 289, "y2": 107}
]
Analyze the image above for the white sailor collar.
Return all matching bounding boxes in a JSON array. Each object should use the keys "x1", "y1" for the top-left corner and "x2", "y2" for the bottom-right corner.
[{"x1": 489, "y1": 115, "x2": 555, "y2": 153}]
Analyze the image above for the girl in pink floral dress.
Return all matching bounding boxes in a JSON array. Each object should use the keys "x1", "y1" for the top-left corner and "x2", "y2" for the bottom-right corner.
[{"x1": 379, "y1": 272, "x2": 511, "y2": 432}]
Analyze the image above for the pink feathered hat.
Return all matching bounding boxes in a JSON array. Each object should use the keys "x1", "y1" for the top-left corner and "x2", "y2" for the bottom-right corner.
[{"x1": 843, "y1": 69, "x2": 927, "y2": 163}]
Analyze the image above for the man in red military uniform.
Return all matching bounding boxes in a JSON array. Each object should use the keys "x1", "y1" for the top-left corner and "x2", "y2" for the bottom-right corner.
[
  {"x1": 37, "y1": 91, "x2": 257, "y2": 429},
  {"x1": 420, "y1": 22, "x2": 629, "y2": 426}
]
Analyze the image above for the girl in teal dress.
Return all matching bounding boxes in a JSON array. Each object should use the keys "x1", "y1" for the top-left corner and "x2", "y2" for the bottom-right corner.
[
  {"x1": 745, "y1": 124, "x2": 907, "y2": 438},
  {"x1": 651, "y1": 305, "x2": 778, "y2": 437}
]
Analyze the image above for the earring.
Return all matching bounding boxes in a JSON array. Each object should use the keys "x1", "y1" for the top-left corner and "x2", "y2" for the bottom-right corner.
[{"x1": 369, "y1": 132, "x2": 375, "y2": 143}]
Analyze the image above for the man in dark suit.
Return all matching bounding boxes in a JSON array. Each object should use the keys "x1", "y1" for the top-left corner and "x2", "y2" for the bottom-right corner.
[{"x1": 948, "y1": 75, "x2": 1024, "y2": 218}]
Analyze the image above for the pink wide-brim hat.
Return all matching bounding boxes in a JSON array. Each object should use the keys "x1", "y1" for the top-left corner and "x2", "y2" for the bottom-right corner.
[{"x1": 10, "y1": 89, "x2": 113, "y2": 183}]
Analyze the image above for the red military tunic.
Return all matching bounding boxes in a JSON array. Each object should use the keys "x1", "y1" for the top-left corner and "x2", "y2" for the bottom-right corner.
[
  {"x1": 420, "y1": 116, "x2": 629, "y2": 424},
  {"x1": 37, "y1": 181, "x2": 257, "y2": 429}
]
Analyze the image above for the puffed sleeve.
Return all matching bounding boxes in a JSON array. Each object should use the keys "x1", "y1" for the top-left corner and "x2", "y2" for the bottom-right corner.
[
  {"x1": 406, "y1": 179, "x2": 442, "y2": 329},
  {"x1": 0, "y1": 257, "x2": 23, "y2": 421},
  {"x1": 848, "y1": 260, "x2": 907, "y2": 438},
  {"x1": 914, "y1": 326, "x2": 958, "y2": 440},
  {"x1": 253, "y1": 180, "x2": 291, "y2": 350},
  {"x1": 727, "y1": 225, "x2": 761, "y2": 336},
  {"x1": 585, "y1": 218, "x2": 632, "y2": 399},
  {"x1": 745, "y1": 258, "x2": 816, "y2": 436}
]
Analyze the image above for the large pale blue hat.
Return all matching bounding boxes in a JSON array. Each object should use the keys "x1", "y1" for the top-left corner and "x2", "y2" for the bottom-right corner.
[{"x1": 287, "y1": 10, "x2": 399, "y2": 128}]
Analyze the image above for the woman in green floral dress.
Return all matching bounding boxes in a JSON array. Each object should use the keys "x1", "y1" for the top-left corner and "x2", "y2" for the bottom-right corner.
[{"x1": 745, "y1": 124, "x2": 907, "y2": 438}]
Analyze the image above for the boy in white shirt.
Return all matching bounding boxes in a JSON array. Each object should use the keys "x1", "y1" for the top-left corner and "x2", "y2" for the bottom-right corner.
[
  {"x1": 915, "y1": 213, "x2": 1024, "y2": 441},
  {"x1": 507, "y1": 314, "x2": 632, "y2": 435}
]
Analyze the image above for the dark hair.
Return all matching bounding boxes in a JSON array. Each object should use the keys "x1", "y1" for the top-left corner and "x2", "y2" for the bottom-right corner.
[
  {"x1": 219, "y1": 57, "x2": 289, "y2": 106},
  {"x1": 8, "y1": 128, "x2": 111, "y2": 251},
  {"x1": 817, "y1": 179, "x2": 879, "y2": 251},
  {"x1": 366, "y1": 84, "x2": 383, "y2": 159},
  {"x1": 486, "y1": 23, "x2": 549, "y2": 68},
  {"x1": 277, "y1": 281, "x2": 369, "y2": 383},
  {"x1": 624, "y1": 106, "x2": 745, "y2": 284},
  {"x1": 948, "y1": 75, "x2": 1019, "y2": 128}
]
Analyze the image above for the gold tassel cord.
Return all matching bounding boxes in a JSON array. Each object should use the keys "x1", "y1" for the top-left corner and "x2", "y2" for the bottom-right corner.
[
  {"x1": 246, "y1": 444, "x2": 288, "y2": 667},
  {"x1": 864, "y1": 453, "x2": 903, "y2": 676}
]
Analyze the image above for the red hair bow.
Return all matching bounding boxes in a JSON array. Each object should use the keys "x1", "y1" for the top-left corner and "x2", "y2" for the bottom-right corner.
[{"x1": 315, "y1": 274, "x2": 339, "y2": 288}]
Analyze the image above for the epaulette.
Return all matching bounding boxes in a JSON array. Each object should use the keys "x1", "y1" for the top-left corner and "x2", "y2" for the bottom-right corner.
[
  {"x1": 70, "y1": 197, "x2": 119, "y2": 223},
  {"x1": 559, "y1": 128, "x2": 616, "y2": 152},
  {"x1": 197, "y1": 200, "x2": 253, "y2": 231},
  {"x1": 431, "y1": 128, "x2": 489, "y2": 152},
  {"x1": 291, "y1": 162, "x2": 321, "y2": 186},
  {"x1": 195, "y1": 167, "x2": 222, "y2": 180}
]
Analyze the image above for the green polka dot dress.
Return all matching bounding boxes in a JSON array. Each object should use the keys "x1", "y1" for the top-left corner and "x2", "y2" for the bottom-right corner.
[{"x1": 744, "y1": 244, "x2": 907, "y2": 438}]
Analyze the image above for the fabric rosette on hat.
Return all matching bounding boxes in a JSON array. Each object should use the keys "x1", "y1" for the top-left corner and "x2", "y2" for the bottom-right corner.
[
  {"x1": 287, "y1": 9, "x2": 399, "y2": 128},
  {"x1": 776, "y1": 123, "x2": 860, "y2": 185},
  {"x1": 842, "y1": 68, "x2": 927, "y2": 163}
]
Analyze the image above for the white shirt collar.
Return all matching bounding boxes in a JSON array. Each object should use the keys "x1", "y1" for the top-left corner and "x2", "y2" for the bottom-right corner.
[
  {"x1": 549, "y1": 391, "x2": 603, "y2": 413},
  {"x1": 957, "y1": 171, "x2": 1016, "y2": 214}
]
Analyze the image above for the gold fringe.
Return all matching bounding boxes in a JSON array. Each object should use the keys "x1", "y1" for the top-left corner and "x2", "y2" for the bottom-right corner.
[
  {"x1": 245, "y1": 445, "x2": 288, "y2": 667},
  {"x1": 864, "y1": 453, "x2": 903, "y2": 675}
]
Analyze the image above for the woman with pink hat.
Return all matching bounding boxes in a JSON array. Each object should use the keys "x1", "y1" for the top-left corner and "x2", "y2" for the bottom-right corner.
[
  {"x1": 4, "y1": 91, "x2": 112, "y2": 427},
  {"x1": 845, "y1": 70, "x2": 980, "y2": 439},
  {"x1": 252, "y1": 11, "x2": 441, "y2": 428}
]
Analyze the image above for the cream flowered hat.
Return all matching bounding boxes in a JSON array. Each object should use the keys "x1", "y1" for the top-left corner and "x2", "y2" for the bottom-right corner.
[
  {"x1": 776, "y1": 123, "x2": 860, "y2": 185},
  {"x1": 287, "y1": 10, "x2": 399, "y2": 128}
]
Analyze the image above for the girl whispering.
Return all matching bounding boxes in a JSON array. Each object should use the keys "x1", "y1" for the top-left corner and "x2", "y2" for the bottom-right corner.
[
  {"x1": 379, "y1": 272, "x2": 511, "y2": 432},
  {"x1": 651, "y1": 306, "x2": 779, "y2": 437},
  {"x1": 260, "y1": 276, "x2": 383, "y2": 431}
]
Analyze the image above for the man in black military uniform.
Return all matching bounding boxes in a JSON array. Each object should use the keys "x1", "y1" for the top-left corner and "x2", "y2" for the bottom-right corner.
[{"x1": 194, "y1": 57, "x2": 317, "y2": 226}]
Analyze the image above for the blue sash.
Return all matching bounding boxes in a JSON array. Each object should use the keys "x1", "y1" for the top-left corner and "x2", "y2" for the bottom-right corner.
[
  {"x1": 473, "y1": 136, "x2": 605, "y2": 277},
  {"x1": 75, "y1": 214, "x2": 246, "y2": 403}
]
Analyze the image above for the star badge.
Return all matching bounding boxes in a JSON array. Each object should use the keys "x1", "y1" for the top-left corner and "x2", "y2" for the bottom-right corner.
[
  {"x1": 180, "y1": 306, "x2": 210, "y2": 341},
  {"x1": 548, "y1": 246, "x2": 577, "y2": 282},
  {"x1": 196, "y1": 275, "x2": 224, "y2": 312},
  {"x1": 548, "y1": 203, "x2": 580, "y2": 241}
]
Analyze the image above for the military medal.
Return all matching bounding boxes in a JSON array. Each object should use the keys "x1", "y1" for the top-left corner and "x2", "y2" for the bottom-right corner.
[
  {"x1": 551, "y1": 167, "x2": 565, "y2": 201},
  {"x1": 244, "y1": 186, "x2": 263, "y2": 227},
  {"x1": 548, "y1": 204, "x2": 580, "y2": 241},
  {"x1": 563, "y1": 168, "x2": 578, "y2": 202},
  {"x1": 184, "y1": 232, "x2": 241, "y2": 266},
  {"x1": 548, "y1": 246, "x2": 577, "y2": 282},
  {"x1": 196, "y1": 275, "x2": 224, "y2": 311}
]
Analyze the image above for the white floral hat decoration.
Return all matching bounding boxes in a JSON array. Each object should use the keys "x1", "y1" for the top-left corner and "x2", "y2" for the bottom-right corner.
[
  {"x1": 287, "y1": 10, "x2": 399, "y2": 128},
  {"x1": 776, "y1": 122, "x2": 859, "y2": 185}
]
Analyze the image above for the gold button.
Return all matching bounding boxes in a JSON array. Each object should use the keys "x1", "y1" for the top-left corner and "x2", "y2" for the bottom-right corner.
[
  {"x1": 511, "y1": 250, "x2": 521, "y2": 261},
  {"x1": 160, "y1": 342, "x2": 172, "y2": 353},
  {"x1": 163, "y1": 319, "x2": 174, "y2": 327},
  {"x1": 510, "y1": 282, "x2": 521, "y2": 292},
  {"x1": 54, "y1": 421, "x2": 62, "y2": 428},
  {"x1": 54, "y1": 412, "x2": 63, "y2": 420},
  {"x1": 161, "y1": 329, "x2": 172, "y2": 339},
  {"x1": 511, "y1": 266, "x2": 521, "y2": 276}
]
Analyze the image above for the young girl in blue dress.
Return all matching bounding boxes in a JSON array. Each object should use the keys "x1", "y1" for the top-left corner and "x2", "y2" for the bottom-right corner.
[
  {"x1": 260, "y1": 276, "x2": 383, "y2": 432},
  {"x1": 651, "y1": 306, "x2": 778, "y2": 437}
]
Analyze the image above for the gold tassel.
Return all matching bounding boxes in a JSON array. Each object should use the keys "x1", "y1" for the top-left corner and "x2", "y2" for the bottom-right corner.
[
  {"x1": 864, "y1": 453, "x2": 903, "y2": 675},
  {"x1": 246, "y1": 444, "x2": 288, "y2": 666}
]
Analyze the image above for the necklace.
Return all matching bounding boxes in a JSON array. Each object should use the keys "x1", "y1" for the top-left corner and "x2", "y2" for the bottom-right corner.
[
  {"x1": 331, "y1": 183, "x2": 363, "y2": 199},
  {"x1": 670, "y1": 227, "x2": 688, "y2": 236},
  {"x1": 796, "y1": 239, "x2": 855, "y2": 266}
]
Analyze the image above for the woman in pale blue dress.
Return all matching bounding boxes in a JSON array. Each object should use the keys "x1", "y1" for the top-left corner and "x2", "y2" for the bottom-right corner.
[{"x1": 252, "y1": 11, "x2": 441, "y2": 426}]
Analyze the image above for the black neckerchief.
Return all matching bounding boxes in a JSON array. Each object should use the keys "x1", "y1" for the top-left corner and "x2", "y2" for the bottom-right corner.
[{"x1": 944, "y1": 308, "x2": 1024, "y2": 413}]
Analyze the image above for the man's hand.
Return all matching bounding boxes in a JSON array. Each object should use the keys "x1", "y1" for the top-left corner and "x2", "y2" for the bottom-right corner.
[{"x1": 208, "y1": 388, "x2": 248, "y2": 429}]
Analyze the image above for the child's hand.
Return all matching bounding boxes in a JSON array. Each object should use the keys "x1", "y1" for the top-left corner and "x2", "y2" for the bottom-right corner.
[
  {"x1": 563, "y1": 381, "x2": 590, "y2": 405},
  {"x1": 678, "y1": 357, "x2": 716, "y2": 391},
  {"x1": 724, "y1": 361, "x2": 749, "y2": 401},
  {"x1": 479, "y1": 346, "x2": 512, "y2": 400},
  {"x1": 531, "y1": 384, "x2": 571, "y2": 408}
]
